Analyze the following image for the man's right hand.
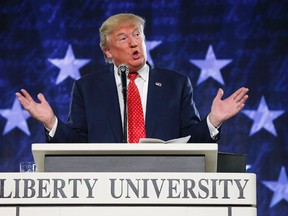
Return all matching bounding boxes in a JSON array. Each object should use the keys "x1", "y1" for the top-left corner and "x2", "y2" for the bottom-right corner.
[{"x1": 15, "y1": 89, "x2": 56, "y2": 130}]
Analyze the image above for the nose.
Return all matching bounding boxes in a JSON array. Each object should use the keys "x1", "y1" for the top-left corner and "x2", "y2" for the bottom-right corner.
[{"x1": 130, "y1": 37, "x2": 137, "y2": 47}]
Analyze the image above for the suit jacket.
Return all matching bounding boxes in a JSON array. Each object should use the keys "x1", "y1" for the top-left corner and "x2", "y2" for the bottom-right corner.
[{"x1": 48, "y1": 66, "x2": 217, "y2": 143}]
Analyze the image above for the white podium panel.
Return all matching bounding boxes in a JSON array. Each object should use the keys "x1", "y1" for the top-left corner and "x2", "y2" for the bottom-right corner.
[
  {"x1": 0, "y1": 207, "x2": 16, "y2": 215},
  {"x1": 231, "y1": 207, "x2": 257, "y2": 216},
  {"x1": 0, "y1": 172, "x2": 256, "y2": 205},
  {"x1": 0, "y1": 172, "x2": 256, "y2": 216},
  {"x1": 18, "y1": 206, "x2": 256, "y2": 216}
]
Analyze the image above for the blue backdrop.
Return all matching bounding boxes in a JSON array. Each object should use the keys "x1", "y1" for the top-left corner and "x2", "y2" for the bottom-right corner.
[{"x1": 0, "y1": 0, "x2": 287, "y2": 215}]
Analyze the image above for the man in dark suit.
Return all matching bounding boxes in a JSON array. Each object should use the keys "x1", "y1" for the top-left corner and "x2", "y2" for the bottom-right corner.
[{"x1": 16, "y1": 13, "x2": 248, "y2": 143}]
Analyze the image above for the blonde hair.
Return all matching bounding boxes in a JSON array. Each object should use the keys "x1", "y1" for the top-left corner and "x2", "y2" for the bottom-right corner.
[{"x1": 99, "y1": 13, "x2": 145, "y2": 63}]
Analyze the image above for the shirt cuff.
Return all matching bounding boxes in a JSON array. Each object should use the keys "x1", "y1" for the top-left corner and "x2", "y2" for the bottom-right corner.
[
  {"x1": 206, "y1": 116, "x2": 220, "y2": 140},
  {"x1": 45, "y1": 117, "x2": 58, "y2": 138}
]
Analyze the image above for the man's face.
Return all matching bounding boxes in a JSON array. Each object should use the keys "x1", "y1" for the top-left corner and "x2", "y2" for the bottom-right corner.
[{"x1": 104, "y1": 23, "x2": 147, "y2": 72}]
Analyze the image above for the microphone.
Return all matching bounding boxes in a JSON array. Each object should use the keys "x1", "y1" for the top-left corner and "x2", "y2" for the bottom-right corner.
[
  {"x1": 117, "y1": 64, "x2": 129, "y2": 143},
  {"x1": 117, "y1": 64, "x2": 129, "y2": 95}
]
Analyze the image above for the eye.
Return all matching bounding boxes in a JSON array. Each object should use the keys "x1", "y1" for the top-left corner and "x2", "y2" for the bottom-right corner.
[
  {"x1": 119, "y1": 36, "x2": 126, "y2": 41},
  {"x1": 117, "y1": 34, "x2": 127, "y2": 42},
  {"x1": 134, "y1": 31, "x2": 140, "y2": 37}
]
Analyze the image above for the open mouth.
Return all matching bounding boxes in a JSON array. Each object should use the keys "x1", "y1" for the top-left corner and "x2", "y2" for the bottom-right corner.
[{"x1": 132, "y1": 50, "x2": 140, "y2": 59}]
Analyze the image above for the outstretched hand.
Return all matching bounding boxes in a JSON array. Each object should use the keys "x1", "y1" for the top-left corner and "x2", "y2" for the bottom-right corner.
[
  {"x1": 15, "y1": 89, "x2": 56, "y2": 130},
  {"x1": 209, "y1": 87, "x2": 249, "y2": 128}
]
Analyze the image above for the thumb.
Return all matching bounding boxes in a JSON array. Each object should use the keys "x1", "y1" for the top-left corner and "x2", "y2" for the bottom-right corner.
[
  {"x1": 37, "y1": 93, "x2": 47, "y2": 103},
  {"x1": 215, "y1": 88, "x2": 224, "y2": 100}
]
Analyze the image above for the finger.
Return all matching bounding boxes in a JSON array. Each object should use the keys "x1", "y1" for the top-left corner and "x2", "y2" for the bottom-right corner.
[
  {"x1": 16, "y1": 91, "x2": 28, "y2": 102},
  {"x1": 238, "y1": 94, "x2": 249, "y2": 105},
  {"x1": 15, "y1": 92, "x2": 30, "y2": 108},
  {"x1": 37, "y1": 93, "x2": 47, "y2": 104},
  {"x1": 236, "y1": 88, "x2": 249, "y2": 102},
  {"x1": 15, "y1": 92, "x2": 24, "y2": 99},
  {"x1": 231, "y1": 87, "x2": 245, "y2": 100},
  {"x1": 20, "y1": 89, "x2": 34, "y2": 102},
  {"x1": 233, "y1": 87, "x2": 249, "y2": 102},
  {"x1": 234, "y1": 95, "x2": 248, "y2": 110},
  {"x1": 237, "y1": 103, "x2": 246, "y2": 111},
  {"x1": 215, "y1": 88, "x2": 224, "y2": 100}
]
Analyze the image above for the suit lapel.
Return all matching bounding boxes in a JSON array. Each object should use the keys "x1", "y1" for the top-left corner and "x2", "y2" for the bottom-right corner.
[
  {"x1": 101, "y1": 68, "x2": 123, "y2": 142},
  {"x1": 145, "y1": 68, "x2": 164, "y2": 138}
]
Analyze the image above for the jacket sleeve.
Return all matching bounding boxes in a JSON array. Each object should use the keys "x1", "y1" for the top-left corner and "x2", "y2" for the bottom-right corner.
[
  {"x1": 180, "y1": 76, "x2": 219, "y2": 143},
  {"x1": 46, "y1": 81, "x2": 88, "y2": 143}
]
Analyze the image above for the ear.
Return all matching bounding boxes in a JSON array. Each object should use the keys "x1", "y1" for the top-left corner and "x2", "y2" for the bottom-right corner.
[{"x1": 103, "y1": 47, "x2": 112, "y2": 59}]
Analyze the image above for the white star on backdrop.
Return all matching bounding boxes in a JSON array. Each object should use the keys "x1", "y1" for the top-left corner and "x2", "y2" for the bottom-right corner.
[
  {"x1": 0, "y1": 98, "x2": 30, "y2": 135},
  {"x1": 262, "y1": 166, "x2": 288, "y2": 208},
  {"x1": 146, "y1": 40, "x2": 162, "y2": 68},
  {"x1": 242, "y1": 96, "x2": 284, "y2": 136},
  {"x1": 189, "y1": 45, "x2": 232, "y2": 85},
  {"x1": 48, "y1": 44, "x2": 91, "y2": 84}
]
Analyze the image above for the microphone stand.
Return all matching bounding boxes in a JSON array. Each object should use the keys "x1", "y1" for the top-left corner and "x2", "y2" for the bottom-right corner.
[{"x1": 118, "y1": 64, "x2": 128, "y2": 143}]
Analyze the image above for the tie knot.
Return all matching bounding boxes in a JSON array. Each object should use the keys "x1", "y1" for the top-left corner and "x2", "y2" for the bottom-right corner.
[{"x1": 128, "y1": 72, "x2": 138, "y2": 81}]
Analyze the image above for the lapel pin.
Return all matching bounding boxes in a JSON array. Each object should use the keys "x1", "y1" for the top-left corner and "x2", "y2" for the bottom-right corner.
[{"x1": 155, "y1": 82, "x2": 162, "y2": 87}]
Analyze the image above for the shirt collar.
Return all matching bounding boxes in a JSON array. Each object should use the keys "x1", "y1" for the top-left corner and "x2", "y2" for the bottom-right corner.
[{"x1": 114, "y1": 63, "x2": 149, "y2": 87}]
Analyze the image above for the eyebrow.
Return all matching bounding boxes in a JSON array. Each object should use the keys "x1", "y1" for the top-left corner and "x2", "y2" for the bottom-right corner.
[
  {"x1": 116, "y1": 32, "x2": 126, "y2": 37},
  {"x1": 115, "y1": 27, "x2": 141, "y2": 37}
]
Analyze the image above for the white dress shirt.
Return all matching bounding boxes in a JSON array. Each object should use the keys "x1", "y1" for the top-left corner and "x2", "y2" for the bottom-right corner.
[{"x1": 114, "y1": 63, "x2": 149, "y2": 125}]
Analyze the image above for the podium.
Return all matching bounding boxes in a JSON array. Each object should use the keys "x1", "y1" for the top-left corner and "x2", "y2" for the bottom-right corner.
[
  {"x1": 0, "y1": 143, "x2": 257, "y2": 216},
  {"x1": 32, "y1": 143, "x2": 218, "y2": 172}
]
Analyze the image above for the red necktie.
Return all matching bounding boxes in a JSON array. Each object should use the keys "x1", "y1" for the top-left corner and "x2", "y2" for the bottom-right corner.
[{"x1": 127, "y1": 72, "x2": 146, "y2": 143}]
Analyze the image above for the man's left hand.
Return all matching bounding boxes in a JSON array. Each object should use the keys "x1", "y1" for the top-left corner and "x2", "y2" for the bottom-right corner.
[{"x1": 209, "y1": 87, "x2": 249, "y2": 128}]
